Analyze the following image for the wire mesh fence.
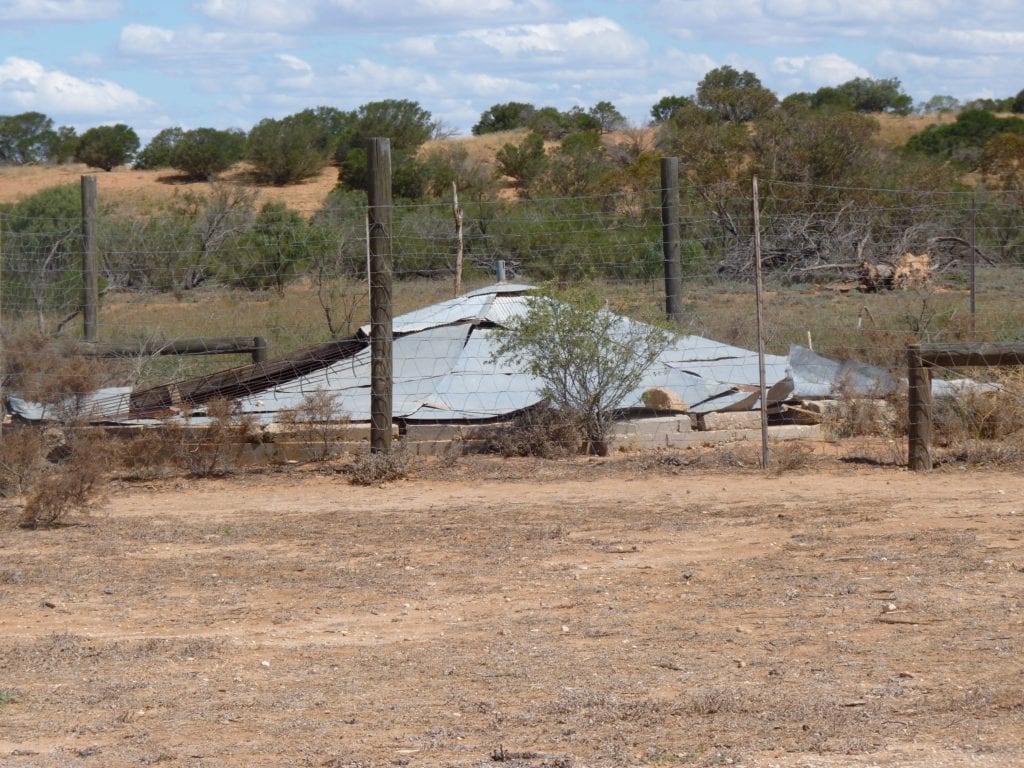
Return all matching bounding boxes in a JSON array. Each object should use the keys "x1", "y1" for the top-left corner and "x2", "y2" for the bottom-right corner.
[{"x1": 3, "y1": 173, "x2": 1024, "y2": 471}]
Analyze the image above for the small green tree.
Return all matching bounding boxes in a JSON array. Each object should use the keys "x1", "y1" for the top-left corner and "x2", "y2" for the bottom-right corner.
[
  {"x1": 218, "y1": 201, "x2": 310, "y2": 293},
  {"x1": 334, "y1": 99, "x2": 436, "y2": 193},
  {"x1": 835, "y1": 77, "x2": 913, "y2": 114},
  {"x1": 171, "y1": 127, "x2": 246, "y2": 180},
  {"x1": 472, "y1": 102, "x2": 537, "y2": 135},
  {"x1": 650, "y1": 95, "x2": 692, "y2": 124},
  {"x1": 247, "y1": 113, "x2": 333, "y2": 184},
  {"x1": 588, "y1": 100, "x2": 627, "y2": 133},
  {"x1": 491, "y1": 286, "x2": 673, "y2": 456},
  {"x1": 495, "y1": 131, "x2": 546, "y2": 191},
  {"x1": 74, "y1": 124, "x2": 140, "y2": 170},
  {"x1": 0, "y1": 111, "x2": 57, "y2": 164},
  {"x1": 696, "y1": 66, "x2": 778, "y2": 122},
  {"x1": 135, "y1": 127, "x2": 184, "y2": 169}
]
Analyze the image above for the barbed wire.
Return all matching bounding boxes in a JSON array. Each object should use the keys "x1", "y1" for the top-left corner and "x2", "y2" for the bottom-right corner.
[{"x1": 2, "y1": 178, "x2": 1024, "y2": 467}]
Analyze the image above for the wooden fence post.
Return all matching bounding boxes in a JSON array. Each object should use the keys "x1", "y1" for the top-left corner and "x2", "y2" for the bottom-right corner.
[
  {"x1": 367, "y1": 138, "x2": 394, "y2": 455},
  {"x1": 907, "y1": 344, "x2": 932, "y2": 471},
  {"x1": 660, "y1": 157, "x2": 683, "y2": 324},
  {"x1": 81, "y1": 175, "x2": 99, "y2": 342}
]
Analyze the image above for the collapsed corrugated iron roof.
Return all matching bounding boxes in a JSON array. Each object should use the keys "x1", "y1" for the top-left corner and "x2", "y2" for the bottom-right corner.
[{"x1": 12, "y1": 282, "x2": 968, "y2": 425}]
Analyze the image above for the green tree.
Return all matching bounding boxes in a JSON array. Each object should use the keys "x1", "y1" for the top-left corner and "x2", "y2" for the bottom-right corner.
[
  {"x1": 334, "y1": 99, "x2": 436, "y2": 192},
  {"x1": 218, "y1": 201, "x2": 311, "y2": 293},
  {"x1": 527, "y1": 106, "x2": 571, "y2": 139},
  {"x1": 491, "y1": 285, "x2": 672, "y2": 456},
  {"x1": 808, "y1": 86, "x2": 854, "y2": 112},
  {"x1": 495, "y1": 131, "x2": 547, "y2": 191},
  {"x1": 905, "y1": 109, "x2": 1024, "y2": 167},
  {"x1": 74, "y1": 124, "x2": 140, "y2": 171},
  {"x1": 588, "y1": 101, "x2": 627, "y2": 133},
  {"x1": 49, "y1": 126, "x2": 78, "y2": 164},
  {"x1": 696, "y1": 66, "x2": 777, "y2": 122},
  {"x1": 835, "y1": 77, "x2": 913, "y2": 114},
  {"x1": 753, "y1": 108, "x2": 880, "y2": 185},
  {"x1": 171, "y1": 127, "x2": 246, "y2": 180},
  {"x1": 0, "y1": 111, "x2": 57, "y2": 164},
  {"x1": 539, "y1": 130, "x2": 612, "y2": 196},
  {"x1": 0, "y1": 184, "x2": 83, "y2": 330},
  {"x1": 650, "y1": 95, "x2": 692, "y2": 124},
  {"x1": 419, "y1": 141, "x2": 497, "y2": 199},
  {"x1": 1012, "y1": 89, "x2": 1024, "y2": 114},
  {"x1": 472, "y1": 102, "x2": 537, "y2": 135},
  {"x1": 247, "y1": 112, "x2": 333, "y2": 184},
  {"x1": 135, "y1": 127, "x2": 184, "y2": 170},
  {"x1": 918, "y1": 95, "x2": 960, "y2": 114}
]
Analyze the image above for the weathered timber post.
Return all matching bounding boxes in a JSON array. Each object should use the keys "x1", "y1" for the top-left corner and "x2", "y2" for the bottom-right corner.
[
  {"x1": 252, "y1": 336, "x2": 269, "y2": 364},
  {"x1": 81, "y1": 175, "x2": 99, "y2": 342},
  {"x1": 660, "y1": 157, "x2": 683, "y2": 324},
  {"x1": 751, "y1": 175, "x2": 769, "y2": 469},
  {"x1": 907, "y1": 344, "x2": 932, "y2": 471},
  {"x1": 367, "y1": 138, "x2": 394, "y2": 454},
  {"x1": 969, "y1": 193, "x2": 977, "y2": 337}
]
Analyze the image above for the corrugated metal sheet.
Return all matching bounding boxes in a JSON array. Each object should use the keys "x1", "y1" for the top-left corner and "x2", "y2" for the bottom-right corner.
[{"x1": 12, "y1": 283, "x2": 962, "y2": 427}]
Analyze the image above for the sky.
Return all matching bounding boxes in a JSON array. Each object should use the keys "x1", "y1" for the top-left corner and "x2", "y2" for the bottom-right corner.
[{"x1": 2, "y1": 0, "x2": 1023, "y2": 143}]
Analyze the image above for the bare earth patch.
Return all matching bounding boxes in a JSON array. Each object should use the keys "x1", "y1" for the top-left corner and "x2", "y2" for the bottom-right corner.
[
  {"x1": 1, "y1": 457, "x2": 1022, "y2": 767},
  {"x1": 0, "y1": 162, "x2": 339, "y2": 215}
]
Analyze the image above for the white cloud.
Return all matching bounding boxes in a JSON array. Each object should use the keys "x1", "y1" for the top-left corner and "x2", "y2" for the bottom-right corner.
[
  {"x1": 200, "y1": 0, "x2": 318, "y2": 29},
  {"x1": 333, "y1": 58, "x2": 442, "y2": 96},
  {"x1": 466, "y1": 18, "x2": 645, "y2": 62},
  {"x1": 0, "y1": 0, "x2": 120, "y2": 22},
  {"x1": 771, "y1": 53, "x2": 869, "y2": 90},
  {"x1": 324, "y1": 0, "x2": 554, "y2": 22},
  {"x1": 900, "y1": 28, "x2": 1024, "y2": 54},
  {"x1": 455, "y1": 72, "x2": 534, "y2": 96},
  {"x1": 119, "y1": 24, "x2": 291, "y2": 59},
  {"x1": 0, "y1": 56, "x2": 149, "y2": 115},
  {"x1": 274, "y1": 53, "x2": 315, "y2": 88}
]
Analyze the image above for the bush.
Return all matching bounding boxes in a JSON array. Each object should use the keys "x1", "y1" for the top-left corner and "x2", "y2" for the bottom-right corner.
[
  {"x1": 491, "y1": 285, "x2": 673, "y2": 456},
  {"x1": 19, "y1": 432, "x2": 108, "y2": 529},
  {"x1": 74, "y1": 123, "x2": 140, "y2": 171},
  {"x1": 170, "y1": 127, "x2": 246, "y2": 180},
  {"x1": 277, "y1": 388, "x2": 350, "y2": 462},
  {"x1": 247, "y1": 113, "x2": 333, "y2": 185},
  {"x1": 344, "y1": 448, "x2": 408, "y2": 485}
]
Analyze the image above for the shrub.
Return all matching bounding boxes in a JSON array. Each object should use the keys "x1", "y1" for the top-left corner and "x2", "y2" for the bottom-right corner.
[
  {"x1": 277, "y1": 388, "x2": 350, "y2": 462},
  {"x1": 344, "y1": 448, "x2": 408, "y2": 485},
  {"x1": 74, "y1": 123, "x2": 139, "y2": 171},
  {"x1": 170, "y1": 127, "x2": 246, "y2": 180},
  {"x1": 491, "y1": 285, "x2": 673, "y2": 456},
  {"x1": 18, "y1": 429, "x2": 111, "y2": 529}
]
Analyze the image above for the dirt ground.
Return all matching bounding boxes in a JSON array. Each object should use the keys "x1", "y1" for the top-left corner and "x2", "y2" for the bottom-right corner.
[
  {"x1": 1, "y1": 453, "x2": 1022, "y2": 768},
  {"x1": 0, "y1": 162, "x2": 339, "y2": 215}
]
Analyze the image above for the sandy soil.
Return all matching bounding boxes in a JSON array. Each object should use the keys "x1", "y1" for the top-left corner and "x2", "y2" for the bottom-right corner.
[
  {"x1": 0, "y1": 163, "x2": 340, "y2": 215},
  {"x1": 1, "y1": 455, "x2": 1022, "y2": 767}
]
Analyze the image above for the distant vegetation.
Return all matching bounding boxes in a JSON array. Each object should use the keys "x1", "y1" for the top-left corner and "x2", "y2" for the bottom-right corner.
[{"x1": 3, "y1": 70, "x2": 1024, "y2": 320}]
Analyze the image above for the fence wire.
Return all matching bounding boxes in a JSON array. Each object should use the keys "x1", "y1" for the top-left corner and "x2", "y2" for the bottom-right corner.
[{"x1": 2, "y1": 178, "x2": 1024, "y2": 469}]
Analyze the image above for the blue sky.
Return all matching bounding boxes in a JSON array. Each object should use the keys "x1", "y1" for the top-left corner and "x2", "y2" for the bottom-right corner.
[{"x1": 2, "y1": 0, "x2": 1022, "y2": 142}]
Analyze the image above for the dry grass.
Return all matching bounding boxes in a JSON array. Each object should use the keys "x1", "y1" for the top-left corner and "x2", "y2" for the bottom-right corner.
[
  {"x1": 276, "y1": 387, "x2": 351, "y2": 462},
  {"x1": 17, "y1": 428, "x2": 113, "y2": 528},
  {"x1": 343, "y1": 446, "x2": 410, "y2": 485}
]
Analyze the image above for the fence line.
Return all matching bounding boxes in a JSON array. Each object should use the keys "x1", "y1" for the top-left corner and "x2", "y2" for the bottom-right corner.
[{"x1": 3, "y1": 169, "x2": 1024, "y2": 467}]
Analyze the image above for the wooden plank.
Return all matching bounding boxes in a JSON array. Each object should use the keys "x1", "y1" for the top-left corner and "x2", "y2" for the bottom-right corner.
[
  {"x1": 128, "y1": 336, "x2": 366, "y2": 414},
  {"x1": 919, "y1": 342, "x2": 1024, "y2": 368},
  {"x1": 89, "y1": 337, "x2": 267, "y2": 359}
]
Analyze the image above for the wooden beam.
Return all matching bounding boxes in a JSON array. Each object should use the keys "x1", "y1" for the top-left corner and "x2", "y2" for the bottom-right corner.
[{"x1": 919, "y1": 342, "x2": 1024, "y2": 369}]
